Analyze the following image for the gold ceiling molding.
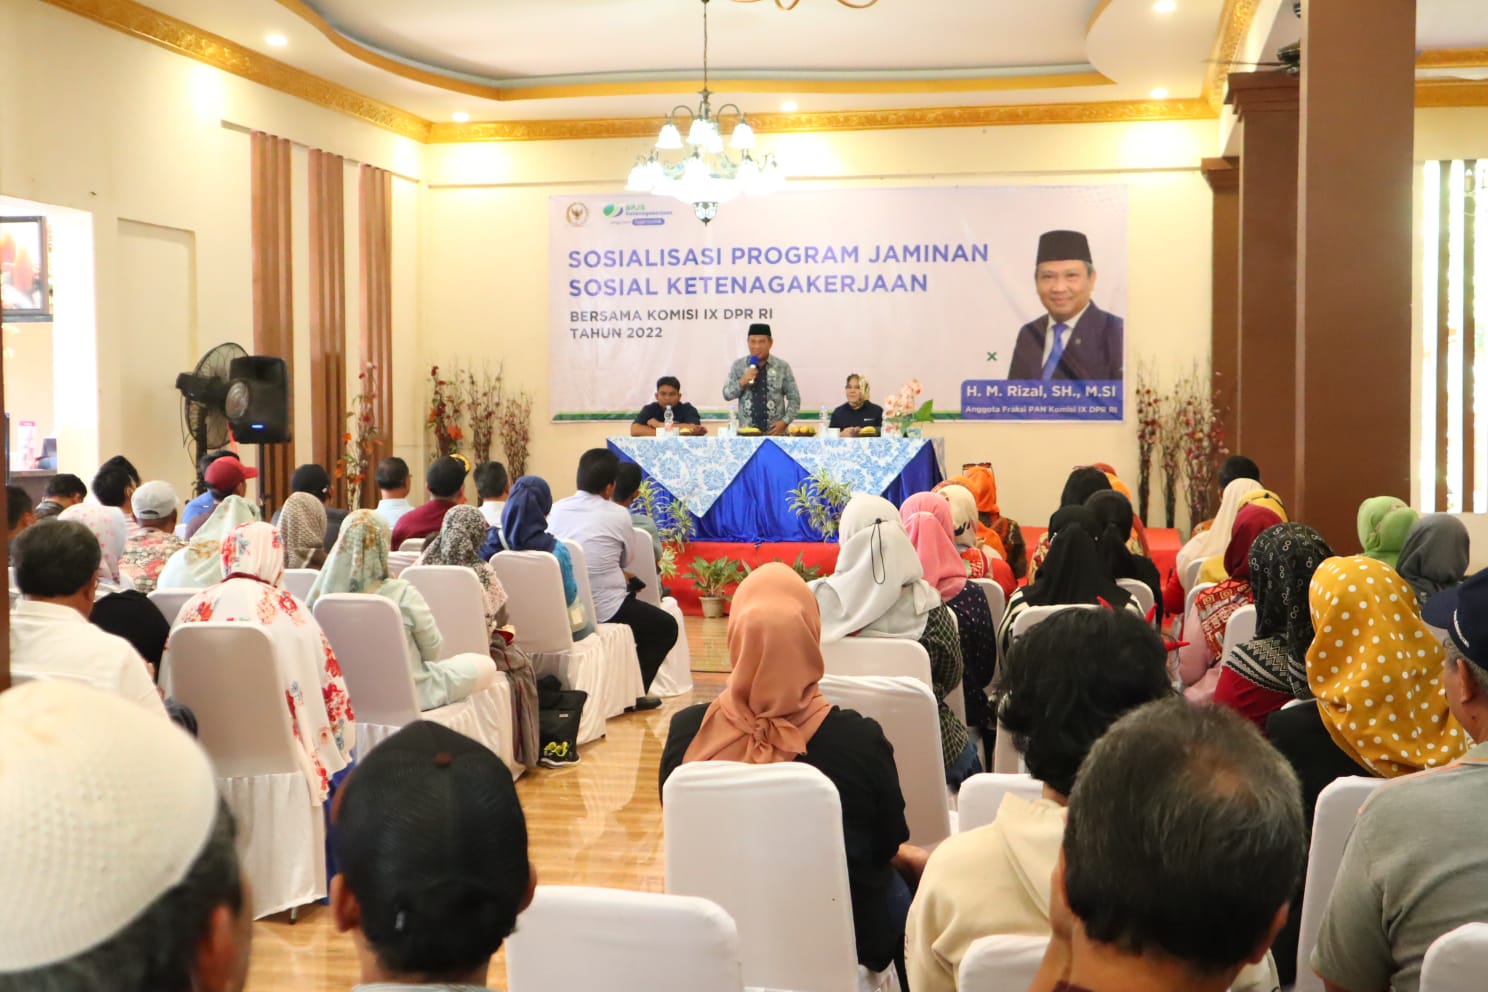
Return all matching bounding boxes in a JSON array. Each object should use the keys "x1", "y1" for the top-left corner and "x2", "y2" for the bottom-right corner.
[
  {"x1": 1417, "y1": 48, "x2": 1488, "y2": 71},
  {"x1": 270, "y1": 0, "x2": 1110, "y2": 102},
  {"x1": 427, "y1": 97, "x2": 1219, "y2": 144},
  {"x1": 1416, "y1": 79, "x2": 1488, "y2": 109},
  {"x1": 42, "y1": 0, "x2": 431, "y2": 141},
  {"x1": 1203, "y1": 0, "x2": 1264, "y2": 111}
]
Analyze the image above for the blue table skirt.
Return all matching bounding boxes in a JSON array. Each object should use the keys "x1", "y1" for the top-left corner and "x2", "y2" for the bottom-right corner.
[{"x1": 610, "y1": 439, "x2": 943, "y2": 544}]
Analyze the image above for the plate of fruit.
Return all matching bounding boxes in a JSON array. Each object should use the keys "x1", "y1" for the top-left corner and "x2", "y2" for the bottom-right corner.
[
  {"x1": 859, "y1": 426, "x2": 879, "y2": 437},
  {"x1": 737, "y1": 426, "x2": 762, "y2": 436},
  {"x1": 787, "y1": 424, "x2": 817, "y2": 437}
]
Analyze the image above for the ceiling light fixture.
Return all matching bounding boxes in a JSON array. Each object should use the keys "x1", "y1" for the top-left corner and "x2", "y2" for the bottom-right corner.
[
  {"x1": 265, "y1": 32, "x2": 288, "y2": 47},
  {"x1": 1150, "y1": 87, "x2": 1170, "y2": 99},
  {"x1": 1152, "y1": 0, "x2": 1178, "y2": 12},
  {"x1": 732, "y1": 0, "x2": 879, "y2": 8},
  {"x1": 626, "y1": 0, "x2": 783, "y2": 224},
  {"x1": 452, "y1": 111, "x2": 470, "y2": 123},
  {"x1": 780, "y1": 100, "x2": 799, "y2": 113}
]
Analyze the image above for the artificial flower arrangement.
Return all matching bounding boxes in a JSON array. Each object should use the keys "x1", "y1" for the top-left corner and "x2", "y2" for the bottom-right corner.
[{"x1": 881, "y1": 379, "x2": 934, "y2": 436}]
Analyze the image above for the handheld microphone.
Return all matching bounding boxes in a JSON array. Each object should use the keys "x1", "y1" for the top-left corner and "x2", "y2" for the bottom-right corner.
[{"x1": 748, "y1": 356, "x2": 760, "y2": 367}]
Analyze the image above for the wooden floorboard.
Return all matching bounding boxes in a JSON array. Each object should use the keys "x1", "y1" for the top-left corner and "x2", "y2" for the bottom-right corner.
[{"x1": 244, "y1": 654, "x2": 728, "y2": 990}]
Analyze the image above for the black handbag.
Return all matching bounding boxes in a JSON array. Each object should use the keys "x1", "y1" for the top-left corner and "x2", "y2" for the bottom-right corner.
[{"x1": 537, "y1": 676, "x2": 586, "y2": 766}]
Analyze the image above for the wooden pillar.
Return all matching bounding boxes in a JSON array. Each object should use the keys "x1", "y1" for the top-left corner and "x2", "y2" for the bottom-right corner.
[
  {"x1": 1229, "y1": 72, "x2": 1300, "y2": 510},
  {"x1": 1295, "y1": 0, "x2": 1416, "y2": 552},
  {"x1": 1201, "y1": 157, "x2": 1240, "y2": 450}
]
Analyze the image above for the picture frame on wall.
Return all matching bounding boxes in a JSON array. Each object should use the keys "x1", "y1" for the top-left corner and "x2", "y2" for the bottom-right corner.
[{"x1": 1, "y1": 216, "x2": 50, "y2": 320}]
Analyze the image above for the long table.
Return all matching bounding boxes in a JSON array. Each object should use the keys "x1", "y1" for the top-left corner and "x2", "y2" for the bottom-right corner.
[{"x1": 609, "y1": 435, "x2": 946, "y2": 543}]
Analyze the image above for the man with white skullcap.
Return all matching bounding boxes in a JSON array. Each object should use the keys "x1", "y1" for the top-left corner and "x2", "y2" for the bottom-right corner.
[{"x1": 0, "y1": 681, "x2": 252, "y2": 992}]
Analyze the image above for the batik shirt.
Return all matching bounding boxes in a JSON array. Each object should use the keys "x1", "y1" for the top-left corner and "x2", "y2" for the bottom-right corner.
[{"x1": 722, "y1": 355, "x2": 801, "y2": 429}]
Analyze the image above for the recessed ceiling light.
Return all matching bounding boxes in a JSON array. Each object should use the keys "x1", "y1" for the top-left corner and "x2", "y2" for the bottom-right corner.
[
  {"x1": 780, "y1": 100, "x2": 799, "y2": 113},
  {"x1": 452, "y1": 111, "x2": 470, "y2": 123},
  {"x1": 1153, "y1": 0, "x2": 1177, "y2": 12},
  {"x1": 1150, "y1": 87, "x2": 1170, "y2": 100},
  {"x1": 265, "y1": 32, "x2": 288, "y2": 47}
]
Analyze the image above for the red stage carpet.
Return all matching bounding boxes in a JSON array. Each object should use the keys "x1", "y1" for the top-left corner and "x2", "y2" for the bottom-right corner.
[{"x1": 666, "y1": 529, "x2": 1183, "y2": 618}]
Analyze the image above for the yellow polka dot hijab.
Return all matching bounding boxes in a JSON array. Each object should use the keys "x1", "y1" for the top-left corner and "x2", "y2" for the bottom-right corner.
[{"x1": 1306, "y1": 555, "x2": 1469, "y2": 776}]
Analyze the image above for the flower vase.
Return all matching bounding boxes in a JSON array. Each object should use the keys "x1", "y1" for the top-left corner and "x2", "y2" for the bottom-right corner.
[{"x1": 883, "y1": 419, "x2": 903, "y2": 438}]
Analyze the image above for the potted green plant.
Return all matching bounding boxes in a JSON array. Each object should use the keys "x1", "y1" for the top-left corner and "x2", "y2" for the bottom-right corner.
[
  {"x1": 787, "y1": 469, "x2": 853, "y2": 541},
  {"x1": 687, "y1": 555, "x2": 745, "y2": 618}
]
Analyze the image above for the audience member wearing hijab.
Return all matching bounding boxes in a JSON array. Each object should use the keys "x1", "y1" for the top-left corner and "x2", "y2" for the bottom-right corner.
[
  {"x1": 660, "y1": 564, "x2": 919, "y2": 975},
  {"x1": 1263, "y1": 554, "x2": 1468, "y2": 985},
  {"x1": 1357, "y1": 496, "x2": 1419, "y2": 569},
  {"x1": 1397, "y1": 513, "x2": 1471, "y2": 608},
  {"x1": 278, "y1": 491, "x2": 328, "y2": 570},
  {"x1": 1025, "y1": 467, "x2": 1113, "y2": 581},
  {"x1": 1214, "y1": 524, "x2": 1333, "y2": 729},
  {"x1": 937, "y1": 473, "x2": 1005, "y2": 558},
  {"x1": 1196, "y1": 489, "x2": 1287, "y2": 585},
  {"x1": 58, "y1": 503, "x2": 135, "y2": 598},
  {"x1": 1189, "y1": 455, "x2": 1264, "y2": 538},
  {"x1": 308, "y1": 510, "x2": 498, "y2": 713},
  {"x1": 964, "y1": 466, "x2": 1027, "y2": 579},
  {"x1": 812, "y1": 494, "x2": 974, "y2": 785},
  {"x1": 999, "y1": 510, "x2": 1138, "y2": 659},
  {"x1": 156, "y1": 495, "x2": 259, "y2": 589},
  {"x1": 174, "y1": 522, "x2": 355, "y2": 801},
  {"x1": 1090, "y1": 462, "x2": 1150, "y2": 557},
  {"x1": 483, "y1": 476, "x2": 591, "y2": 639},
  {"x1": 935, "y1": 483, "x2": 1015, "y2": 596},
  {"x1": 1085, "y1": 490, "x2": 1163, "y2": 621},
  {"x1": 1179, "y1": 504, "x2": 1284, "y2": 700},
  {"x1": 419, "y1": 505, "x2": 539, "y2": 767},
  {"x1": 1166, "y1": 475, "x2": 1265, "y2": 615},
  {"x1": 902, "y1": 493, "x2": 999, "y2": 743}
]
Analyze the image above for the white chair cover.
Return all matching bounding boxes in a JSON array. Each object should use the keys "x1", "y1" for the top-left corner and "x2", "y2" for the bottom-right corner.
[
  {"x1": 1117, "y1": 578, "x2": 1155, "y2": 618},
  {"x1": 1422, "y1": 922, "x2": 1488, "y2": 992},
  {"x1": 1184, "y1": 581, "x2": 1215, "y2": 623},
  {"x1": 819, "y1": 674, "x2": 952, "y2": 849},
  {"x1": 166, "y1": 622, "x2": 326, "y2": 919},
  {"x1": 958, "y1": 934, "x2": 1049, "y2": 992},
  {"x1": 664, "y1": 761, "x2": 900, "y2": 992},
  {"x1": 311, "y1": 593, "x2": 488, "y2": 759},
  {"x1": 148, "y1": 586, "x2": 196, "y2": 626},
  {"x1": 956, "y1": 773, "x2": 1045, "y2": 833},
  {"x1": 386, "y1": 549, "x2": 419, "y2": 577},
  {"x1": 1010, "y1": 603, "x2": 1099, "y2": 642},
  {"x1": 1293, "y1": 776, "x2": 1382, "y2": 992},
  {"x1": 1221, "y1": 603, "x2": 1258, "y2": 659},
  {"x1": 971, "y1": 578, "x2": 1006, "y2": 633},
  {"x1": 507, "y1": 886, "x2": 745, "y2": 992},
  {"x1": 627, "y1": 527, "x2": 693, "y2": 697},
  {"x1": 564, "y1": 539, "x2": 646, "y2": 712},
  {"x1": 822, "y1": 637, "x2": 932, "y2": 686},
  {"x1": 401, "y1": 564, "x2": 493, "y2": 657},
  {"x1": 1180, "y1": 556, "x2": 1204, "y2": 592},
  {"x1": 489, "y1": 549, "x2": 613, "y2": 746},
  {"x1": 400, "y1": 537, "x2": 425, "y2": 552},
  {"x1": 281, "y1": 568, "x2": 318, "y2": 601}
]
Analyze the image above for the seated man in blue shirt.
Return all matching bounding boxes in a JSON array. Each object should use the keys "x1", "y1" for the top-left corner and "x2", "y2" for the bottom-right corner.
[
  {"x1": 630, "y1": 376, "x2": 706, "y2": 436},
  {"x1": 547, "y1": 449, "x2": 678, "y2": 711},
  {"x1": 180, "y1": 450, "x2": 238, "y2": 527}
]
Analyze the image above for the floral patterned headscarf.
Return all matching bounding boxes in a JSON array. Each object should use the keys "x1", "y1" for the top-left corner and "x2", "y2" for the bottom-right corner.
[
  {"x1": 418, "y1": 504, "x2": 509, "y2": 633},
  {"x1": 305, "y1": 509, "x2": 391, "y2": 608},
  {"x1": 221, "y1": 521, "x2": 285, "y2": 588},
  {"x1": 58, "y1": 504, "x2": 133, "y2": 595},
  {"x1": 156, "y1": 495, "x2": 260, "y2": 589}
]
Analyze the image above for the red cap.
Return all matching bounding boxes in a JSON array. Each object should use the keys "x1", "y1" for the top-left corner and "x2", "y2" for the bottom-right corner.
[{"x1": 203, "y1": 456, "x2": 259, "y2": 492}]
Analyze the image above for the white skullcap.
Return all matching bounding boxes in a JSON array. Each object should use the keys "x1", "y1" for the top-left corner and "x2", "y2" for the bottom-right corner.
[{"x1": 0, "y1": 680, "x2": 218, "y2": 972}]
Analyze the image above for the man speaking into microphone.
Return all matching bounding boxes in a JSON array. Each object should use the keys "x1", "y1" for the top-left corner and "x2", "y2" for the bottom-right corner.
[{"x1": 722, "y1": 322, "x2": 800, "y2": 435}]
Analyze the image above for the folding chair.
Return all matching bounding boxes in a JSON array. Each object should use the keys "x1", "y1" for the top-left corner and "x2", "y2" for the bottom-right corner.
[
  {"x1": 1221, "y1": 604, "x2": 1258, "y2": 659},
  {"x1": 148, "y1": 587, "x2": 196, "y2": 626},
  {"x1": 401, "y1": 564, "x2": 492, "y2": 657},
  {"x1": 627, "y1": 526, "x2": 693, "y2": 696},
  {"x1": 1422, "y1": 923, "x2": 1488, "y2": 992},
  {"x1": 958, "y1": 934, "x2": 1049, "y2": 992},
  {"x1": 1293, "y1": 776, "x2": 1383, "y2": 992},
  {"x1": 956, "y1": 773, "x2": 1045, "y2": 833},
  {"x1": 1117, "y1": 578, "x2": 1155, "y2": 618},
  {"x1": 971, "y1": 578, "x2": 1006, "y2": 632},
  {"x1": 282, "y1": 568, "x2": 318, "y2": 601},
  {"x1": 563, "y1": 539, "x2": 645, "y2": 713}
]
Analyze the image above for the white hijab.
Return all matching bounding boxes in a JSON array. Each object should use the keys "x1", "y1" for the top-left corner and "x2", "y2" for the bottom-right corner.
[
  {"x1": 811, "y1": 494, "x2": 940, "y2": 642},
  {"x1": 1175, "y1": 477, "x2": 1263, "y2": 579}
]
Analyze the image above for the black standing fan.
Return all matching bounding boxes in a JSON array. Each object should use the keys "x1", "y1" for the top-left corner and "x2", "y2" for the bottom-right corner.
[{"x1": 176, "y1": 342, "x2": 248, "y2": 492}]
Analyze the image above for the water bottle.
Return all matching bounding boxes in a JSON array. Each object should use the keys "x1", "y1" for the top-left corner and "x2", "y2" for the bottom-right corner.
[
  {"x1": 818, "y1": 403, "x2": 830, "y2": 438},
  {"x1": 727, "y1": 408, "x2": 738, "y2": 438},
  {"x1": 663, "y1": 404, "x2": 674, "y2": 431}
]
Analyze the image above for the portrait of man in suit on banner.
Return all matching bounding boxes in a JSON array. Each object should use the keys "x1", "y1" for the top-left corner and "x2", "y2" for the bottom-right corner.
[{"x1": 1006, "y1": 229, "x2": 1125, "y2": 382}]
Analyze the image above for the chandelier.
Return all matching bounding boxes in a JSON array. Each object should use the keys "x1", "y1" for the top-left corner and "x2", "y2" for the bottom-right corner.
[
  {"x1": 626, "y1": 0, "x2": 784, "y2": 223},
  {"x1": 732, "y1": 0, "x2": 878, "y2": 7}
]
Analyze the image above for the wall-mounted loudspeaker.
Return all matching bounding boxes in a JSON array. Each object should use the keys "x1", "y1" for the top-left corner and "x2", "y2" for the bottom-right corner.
[{"x1": 225, "y1": 356, "x2": 291, "y2": 444}]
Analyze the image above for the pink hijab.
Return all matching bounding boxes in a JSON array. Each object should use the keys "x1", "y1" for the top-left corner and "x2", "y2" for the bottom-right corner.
[
  {"x1": 682, "y1": 563, "x2": 834, "y2": 765},
  {"x1": 900, "y1": 492, "x2": 968, "y2": 601}
]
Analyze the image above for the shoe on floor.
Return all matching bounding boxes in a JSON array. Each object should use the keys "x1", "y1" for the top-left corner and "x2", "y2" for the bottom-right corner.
[
  {"x1": 632, "y1": 695, "x2": 663, "y2": 711},
  {"x1": 539, "y1": 740, "x2": 580, "y2": 768}
]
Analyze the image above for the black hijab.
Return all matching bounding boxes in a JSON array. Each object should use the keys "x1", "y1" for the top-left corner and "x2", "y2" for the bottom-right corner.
[
  {"x1": 1084, "y1": 491, "x2": 1162, "y2": 619},
  {"x1": 1023, "y1": 511, "x2": 1132, "y2": 610},
  {"x1": 1060, "y1": 466, "x2": 1113, "y2": 509}
]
